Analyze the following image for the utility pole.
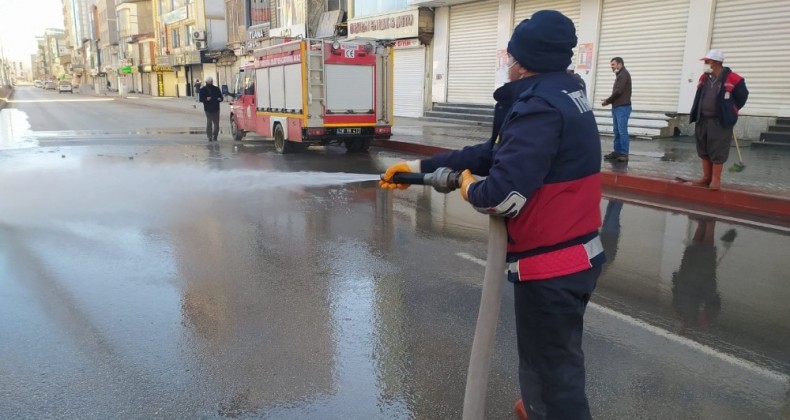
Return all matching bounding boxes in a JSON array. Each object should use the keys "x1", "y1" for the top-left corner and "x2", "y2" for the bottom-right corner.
[{"x1": 0, "y1": 36, "x2": 8, "y2": 86}]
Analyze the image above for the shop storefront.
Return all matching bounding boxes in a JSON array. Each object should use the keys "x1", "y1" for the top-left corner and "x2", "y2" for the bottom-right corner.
[
  {"x1": 445, "y1": 0, "x2": 498, "y2": 105},
  {"x1": 592, "y1": 0, "x2": 689, "y2": 112},
  {"x1": 710, "y1": 0, "x2": 790, "y2": 116},
  {"x1": 348, "y1": 8, "x2": 434, "y2": 118},
  {"x1": 152, "y1": 64, "x2": 177, "y2": 97}
]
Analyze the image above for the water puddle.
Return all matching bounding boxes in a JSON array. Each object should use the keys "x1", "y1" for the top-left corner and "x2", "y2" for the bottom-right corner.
[{"x1": 0, "y1": 108, "x2": 37, "y2": 150}]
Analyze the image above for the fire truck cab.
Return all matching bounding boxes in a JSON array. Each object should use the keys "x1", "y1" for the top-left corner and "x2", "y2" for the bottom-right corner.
[{"x1": 228, "y1": 38, "x2": 393, "y2": 153}]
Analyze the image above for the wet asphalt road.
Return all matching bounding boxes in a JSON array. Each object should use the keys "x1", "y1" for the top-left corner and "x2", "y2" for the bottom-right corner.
[{"x1": 1, "y1": 87, "x2": 789, "y2": 419}]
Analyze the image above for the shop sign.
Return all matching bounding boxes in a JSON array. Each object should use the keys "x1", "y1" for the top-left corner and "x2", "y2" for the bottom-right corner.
[
  {"x1": 348, "y1": 9, "x2": 419, "y2": 39},
  {"x1": 157, "y1": 73, "x2": 165, "y2": 96},
  {"x1": 152, "y1": 65, "x2": 173, "y2": 72},
  {"x1": 393, "y1": 38, "x2": 420, "y2": 49},
  {"x1": 247, "y1": 23, "x2": 270, "y2": 40},
  {"x1": 121, "y1": 66, "x2": 132, "y2": 74},
  {"x1": 162, "y1": 7, "x2": 187, "y2": 25},
  {"x1": 270, "y1": 24, "x2": 306, "y2": 39}
]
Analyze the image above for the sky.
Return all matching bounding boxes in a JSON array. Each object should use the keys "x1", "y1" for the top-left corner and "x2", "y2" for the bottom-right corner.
[{"x1": 0, "y1": 0, "x2": 66, "y2": 63}]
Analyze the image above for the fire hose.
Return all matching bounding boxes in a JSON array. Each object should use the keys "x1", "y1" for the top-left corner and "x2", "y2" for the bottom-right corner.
[{"x1": 386, "y1": 168, "x2": 507, "y2": 420}]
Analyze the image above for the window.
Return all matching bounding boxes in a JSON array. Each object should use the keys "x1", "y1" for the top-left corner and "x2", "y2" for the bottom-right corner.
[
  {"x1": 354, "y1": 0, "x2": 406, "y2": 18},
  {"x1": 171, "y1": 28, "x2": 181, "y2": 48},
  {"x1": 185, "y1": 25, "x2": 194, "y2": 46},
  {"x1": 328, "y1": 0, "x2": 346, "y2": 11},
  {"x1": 249, "y1": 0, "x2": 271, "y2": 27}
]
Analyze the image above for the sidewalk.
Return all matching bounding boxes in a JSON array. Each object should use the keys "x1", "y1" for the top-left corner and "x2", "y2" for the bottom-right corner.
[{"x1": 380, "y1": 117, "x2": 790, "y2": 220}]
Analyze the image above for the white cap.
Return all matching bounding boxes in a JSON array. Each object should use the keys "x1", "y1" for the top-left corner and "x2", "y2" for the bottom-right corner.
[{"x1": 701, "y1": 49, "x2": 725, "y2": 62}]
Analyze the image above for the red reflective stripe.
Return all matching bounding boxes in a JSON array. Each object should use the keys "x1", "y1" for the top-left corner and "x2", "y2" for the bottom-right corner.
[{"x1": 516, "y1": 244, "x2": 593, "y2": 281}]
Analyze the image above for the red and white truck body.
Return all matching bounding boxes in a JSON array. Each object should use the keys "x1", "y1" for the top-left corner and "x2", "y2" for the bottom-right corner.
[{"x1": 229, "y1": 38, "x2": 393, "y2": 153}]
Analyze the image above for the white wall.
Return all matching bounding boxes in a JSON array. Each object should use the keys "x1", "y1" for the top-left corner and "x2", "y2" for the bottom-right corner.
[
  {"x1": 208, "y1": 18, "x2": 228, "y2": 49},
  {"x1": 676, "y1": 0, "x2": 714, "y2": 113},
  {"x1": 493, "y1": 0, "x2": 515, "y2": 87},
  {"x1": 430, "y1": 6, "x2": 449, "y2": 103},
  {"x1": 205, "y1": 0, "x2": 226, "y2": 17}
]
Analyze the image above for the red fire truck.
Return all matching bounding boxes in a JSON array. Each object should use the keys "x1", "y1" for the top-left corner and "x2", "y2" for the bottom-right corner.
[{"x1": 228, "y1": 38, "x2": 393, "y2": 153}]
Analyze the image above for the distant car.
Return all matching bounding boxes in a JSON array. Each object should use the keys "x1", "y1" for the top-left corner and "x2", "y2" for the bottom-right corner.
[
  {"x1": 58, "y1": 81, "x2": 73, "y2": 93},
  {"x1": 44, "y1": 81, "x2": 57, "y2": 90},
  {"x1": 34, "y1": 80, "x2": 43, "y2": 88}
]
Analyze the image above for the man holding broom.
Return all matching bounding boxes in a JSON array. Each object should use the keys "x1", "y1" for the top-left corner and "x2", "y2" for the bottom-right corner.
[{"x1": 689, "y1": 49, "x2": 749, "y2": 190}]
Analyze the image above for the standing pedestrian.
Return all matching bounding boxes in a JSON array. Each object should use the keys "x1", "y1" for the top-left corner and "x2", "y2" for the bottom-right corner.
[
  {"x1": 380, "y1": 10, "x2": 603, "y2": 420},
  {"x1": 199, "y1": 76, "x2": 223, "y2": 142},
  {"x1": 689, "y1": 49, "x2": 748, "y2": 190},
  {"x1": 193, "y1": 79, "x2": 201, "y2": 102},
  {"x1": 601, "y1": 57, "x2": 632, "y2": 162}
]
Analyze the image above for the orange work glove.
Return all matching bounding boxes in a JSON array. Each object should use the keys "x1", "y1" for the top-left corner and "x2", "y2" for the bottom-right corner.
[
  {"x1": 459, "y1": 169, "x2": 477, "y2": 201},
  {"x1": 379, "y1": 160, "x2": 421, "y2": 190}
]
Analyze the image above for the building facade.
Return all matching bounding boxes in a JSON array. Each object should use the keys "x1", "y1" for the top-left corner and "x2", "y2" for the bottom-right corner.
[
  {"x1": 116, "y1": 0, "x2": 156, "y2": 94},
  {"x1": 347, "y1": 0, "x2": 433, "y2": 118},
  {"x1": 413, "y1": 0, "x2": 790, "y2": 140},
  {"x1": 152, "y1": 0, "x2": 228, "y2": 97}
]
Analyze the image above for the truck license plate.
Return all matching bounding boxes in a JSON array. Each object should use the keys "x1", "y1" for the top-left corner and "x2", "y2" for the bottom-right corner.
[{"x1": 337, "y1": 128, "x2": 361, "y2": 135}]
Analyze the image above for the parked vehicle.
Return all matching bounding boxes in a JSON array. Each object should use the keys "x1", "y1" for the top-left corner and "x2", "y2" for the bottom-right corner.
[
  {"x1": 34, "y1": 80, "x2": 43, "y2": 88},
  {"x1": 58, "y1": 80, "x2": 73, "y2": 93},
  {"x1": 228, "y1": 37, "x2": 393, "y2": 153},
  {"x1": 44, "y1": 81, "x2": 57, "y2": 90}
]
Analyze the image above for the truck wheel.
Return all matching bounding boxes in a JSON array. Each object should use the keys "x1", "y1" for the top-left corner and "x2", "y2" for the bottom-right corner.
[
  {"x1": 230, "y1": 117, "x2": 245, "y2": 141},
  {"x1": 274, "y1": 123, "x2": 296, "y2": 154},
  {"x1": 344, "y1": 138, "x2": 371, "y2": 153}
]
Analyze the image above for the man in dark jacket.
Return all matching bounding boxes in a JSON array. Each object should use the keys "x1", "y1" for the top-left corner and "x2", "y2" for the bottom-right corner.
[
  {"x1": 601, "y1": 57, "x2": 632, "y2": 162},
  {"x1": 380, "y1": 10, "x2": 603, "y2": 420},
  {"x1": 199, "y1": 76, "x2": 223, "y2": 141},
  {"x1": 689, "y1": 49, "x2": 748, "y2": 190}
]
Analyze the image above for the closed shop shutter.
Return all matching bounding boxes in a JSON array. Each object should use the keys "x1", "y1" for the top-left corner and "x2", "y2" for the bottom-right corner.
[
  {"x1": 592, "y1": 0, "x2": 689, "y2": 111},
  {"x1": 394, "y1": 46, "x2": 426, "y2": 118},
  {"x1": 447, "y1": 0, "x2": 499, "y2": 104},
  {"x1": 513, "y1": 0, "x2": 580, "y2": 29},
  {"x1": 711, "y1": 0, "x2": 790, "y2": 116}
]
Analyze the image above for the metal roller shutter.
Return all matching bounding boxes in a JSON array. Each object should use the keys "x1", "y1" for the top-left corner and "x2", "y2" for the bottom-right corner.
[
  {"x1": 592, "y1": 0, "x2": 689, "y2": 111},
  {"x1": 447, "y1": 0, "x2": 499, "y2": 104},
  {"x1": 513, "y1": 0, "x2": 580, "y2": 27},
  {"x1": 394, "y1": 47, "x2": 426, "y2": 118},
  {"x1": 711, "y1": 0, "x2": 790, "y2": 116}
]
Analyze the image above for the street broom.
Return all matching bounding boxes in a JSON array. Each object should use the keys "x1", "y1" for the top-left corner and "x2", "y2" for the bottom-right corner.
[{"x1": 729, "y1": 132, "x2": 746, "y2": 173}]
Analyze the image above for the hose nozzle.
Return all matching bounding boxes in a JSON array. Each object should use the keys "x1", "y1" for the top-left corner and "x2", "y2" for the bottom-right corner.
[{"x1": 382, "y1": 167, "x2": 462, "y2": 194}]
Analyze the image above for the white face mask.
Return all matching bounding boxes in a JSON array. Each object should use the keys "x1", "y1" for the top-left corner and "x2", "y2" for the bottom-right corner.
[
  {"x1": 499, "y1": 59, "x2": 519, "y2": 83},
  {"x1": 703, "y1": 63, "x2": 713, "y2": 74}
]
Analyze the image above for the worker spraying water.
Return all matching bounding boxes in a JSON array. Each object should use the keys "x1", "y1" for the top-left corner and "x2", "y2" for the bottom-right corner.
[{"x1": 380, "y1": 10, "x2": 605, "y2": 420}]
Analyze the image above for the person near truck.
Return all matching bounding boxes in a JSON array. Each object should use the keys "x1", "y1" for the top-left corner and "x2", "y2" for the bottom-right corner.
[
  {"x1": 199, "y1": 77, "x2": 223, "y2": 142},
  {"x1": 601, "y1": 57, "x2": 632, "y2": 162},
  {"x1": 380, "y1": 10, "x2": 604, "y2": 420},
  {"x1": 689, "y1": 49, "x2": 749, "y2": 191}
]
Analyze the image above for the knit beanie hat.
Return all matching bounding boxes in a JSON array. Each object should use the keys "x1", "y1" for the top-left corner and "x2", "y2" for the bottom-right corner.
[{"x1": 507, "y1": 10, "x2": 577, "y2": 73}]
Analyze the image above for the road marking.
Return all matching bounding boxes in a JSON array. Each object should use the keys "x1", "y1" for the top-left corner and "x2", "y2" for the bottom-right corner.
[
  {"x1": 457, "y1": 252, "x2": 486, "y2": 267},
  {"x1": 456, "y1": 252, "x2": 790, "y2": 384},
  {"x1": 8, "y1": 99, "x2": 116, "y2": 103}
]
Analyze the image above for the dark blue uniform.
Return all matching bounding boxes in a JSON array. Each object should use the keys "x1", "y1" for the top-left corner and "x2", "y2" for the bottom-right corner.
[{"x1": 421, "y1": 71, "x2": 603, "y2": 419}]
